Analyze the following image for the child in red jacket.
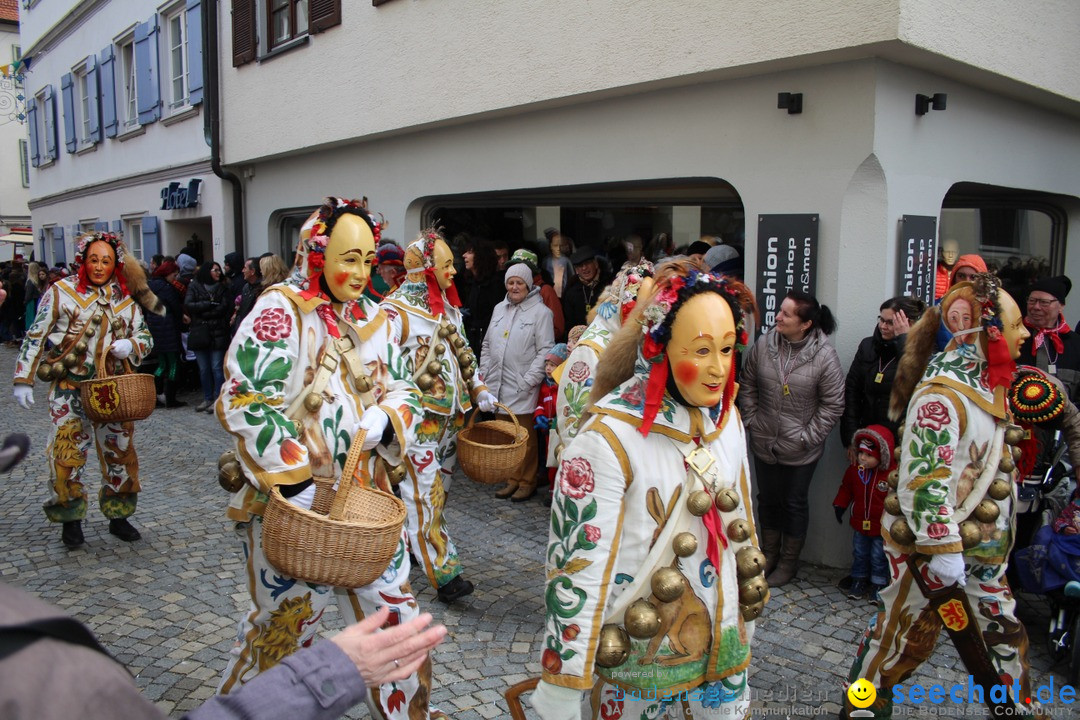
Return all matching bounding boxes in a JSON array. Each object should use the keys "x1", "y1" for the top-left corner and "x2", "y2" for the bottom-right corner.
[
  {"x1": 833, "y1": 424, "x2": 895, "y2": 602},
  {"x1": 535, "y1": 343, "x2": 569, "y2": 495}
]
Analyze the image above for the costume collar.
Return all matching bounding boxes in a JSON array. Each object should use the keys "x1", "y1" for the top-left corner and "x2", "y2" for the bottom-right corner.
[
  {"x1": 591, "y1": 367, "x2": 730, "y2": 444},
  {"x1": 920, "y1": 344, "x2": 1007, "y2": 418}
]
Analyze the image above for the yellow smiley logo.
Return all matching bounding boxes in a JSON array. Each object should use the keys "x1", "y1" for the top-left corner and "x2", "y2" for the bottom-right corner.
[{"x1": 847, "y1": 678, "x2": 877, "y2": 709}]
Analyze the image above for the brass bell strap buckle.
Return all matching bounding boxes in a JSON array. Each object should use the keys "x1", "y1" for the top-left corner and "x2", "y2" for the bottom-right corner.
[{"x1": 686, "y1": 446, "x2": 715, "y2": 477}]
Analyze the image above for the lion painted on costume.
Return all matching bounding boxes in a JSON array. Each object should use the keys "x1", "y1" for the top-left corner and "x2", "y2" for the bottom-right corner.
[{"x1": 251, "y1": 591, "x2": 315, "y2": 672}]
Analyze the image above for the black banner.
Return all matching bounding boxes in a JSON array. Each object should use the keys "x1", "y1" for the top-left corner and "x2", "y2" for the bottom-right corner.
[
  {"x1": 755, "y1": 214, "x2": 818, "y2": 335},
  {"x1": 896, "y1": 216, "x2": 937, "y2": 304}
]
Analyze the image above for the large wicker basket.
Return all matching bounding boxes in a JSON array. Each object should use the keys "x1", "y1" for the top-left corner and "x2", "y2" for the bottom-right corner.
[
  {"x1": 458, "y1": 402, "x2": 529, "y2": 484},
  {"x1": 262, "y1": 429, "x2": 406, "y2": 588},
  {"x1": 79, "y1": 353, "x2": 156, "y2": 424}
]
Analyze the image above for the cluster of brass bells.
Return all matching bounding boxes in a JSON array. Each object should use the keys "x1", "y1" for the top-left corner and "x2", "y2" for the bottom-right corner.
[{"x1": 418, "y1": 322, "x2": 476, "y2": 391}]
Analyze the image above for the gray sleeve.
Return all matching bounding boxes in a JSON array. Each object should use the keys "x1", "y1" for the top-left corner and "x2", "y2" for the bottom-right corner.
[{"x1": 182, "y1": 641, "x2": 366, "y2": 720}]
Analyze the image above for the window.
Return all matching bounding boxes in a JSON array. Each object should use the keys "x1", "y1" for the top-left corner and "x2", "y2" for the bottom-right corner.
[
  {"x1": 18, "y1": 140, "x2": 28, "y2": 187},
  {"x1": 34, "y1": 87, "x2": 57, "y2": 163},
  {"x1": 124, "y1": 218, "x2": 144, "y2": 260},
  {"x1": 120, "y1": 39, "x2": 138, "y2": 127},
  {"x1": 268, "y1": 0, "x2": 308, "y2": 50},
  {"x1": 166, "y1": 5, "x2": 189, "y2": 109},
  {"x1": 76, "y1": 67, "x2": 91, "y2": 143}
]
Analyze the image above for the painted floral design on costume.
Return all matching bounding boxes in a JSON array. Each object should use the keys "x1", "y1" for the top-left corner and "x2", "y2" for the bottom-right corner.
[
  {"x1": 916, "y1": 401, "x2": 950, "y2": 431},
  {"x1": 559, "y1": 457, "x2": 595, "y2": 499},
  {"x1": 253, "y1": 307, "x2": 293, "y2": 342}
]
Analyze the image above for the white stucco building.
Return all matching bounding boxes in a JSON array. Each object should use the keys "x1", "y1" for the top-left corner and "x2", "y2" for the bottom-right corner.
[
  {"x1": 213, "y1": 1, "x2": 1080, "y2": 564},
  {"x1": 0, "y1": 0, "x2": 31, "y2": 260},
  {"x1": 21, "y1": 0, "x2": 232, "y2": 268}
]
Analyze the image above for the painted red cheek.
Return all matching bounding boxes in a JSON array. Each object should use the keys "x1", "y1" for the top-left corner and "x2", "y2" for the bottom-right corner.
[
  {"x1": 673, "y1": 360, "x2": 698, "y2": 385},
  {"x1": 333, "y1": 271, "x2": 350, "y2": 286}
]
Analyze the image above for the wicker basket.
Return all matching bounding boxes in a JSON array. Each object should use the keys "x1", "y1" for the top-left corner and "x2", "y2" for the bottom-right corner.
[
  {"x1": 458, "y1": 402, "x2": 529, "y2": 484},
  {"x1": 262, "y1": 429, "x2": 407, "y2": 587},
  {"x1": 79, "y1": 352, "x2": 156, "y2": 424}
]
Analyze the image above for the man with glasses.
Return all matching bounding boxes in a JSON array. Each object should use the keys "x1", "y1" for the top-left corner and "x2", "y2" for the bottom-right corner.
[{"x1": 1019, "y1": 275, "x2": 1080, "y2": 400}]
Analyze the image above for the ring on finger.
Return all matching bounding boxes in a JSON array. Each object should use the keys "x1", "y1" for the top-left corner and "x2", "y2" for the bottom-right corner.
[{"x1": 393, "y1": 658, "x2": 401, "y2": 667}]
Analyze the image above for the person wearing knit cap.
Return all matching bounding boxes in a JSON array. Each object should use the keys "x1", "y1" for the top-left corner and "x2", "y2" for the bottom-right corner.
[
  {"x1": 704, "y1": 243, "x2": 743, "y2": 280},
  {"x1": 1019, "y1": 275, "x2": 1080, "y2": 401},
  {"x1": 479, "y1": 262, "x2": 555, "y2": 501},
  {"x1": 511, "y1": 248, "x2": 565, "y2": 341},
  {"x1": 832, "y1": 424, "x2": 895, "y2": 602},
  {"x1": 365, "y1": 242, "x2": 406, "y2": 301},
  {"x1": 380, "y1": 228, "x2": 496, "y2": 603},
  {"x1": 176, "y1": 253, "x2": 197, "y2": 283}
]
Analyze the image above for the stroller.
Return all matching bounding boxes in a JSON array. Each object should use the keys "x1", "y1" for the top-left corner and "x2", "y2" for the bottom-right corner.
[{"x1": 1012, "y1": 430, "x2": 1080, "y2": 684}]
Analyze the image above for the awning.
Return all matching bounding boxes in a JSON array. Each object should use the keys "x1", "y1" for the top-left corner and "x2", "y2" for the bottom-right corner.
[{"x1": 0, "y1": 233, "x2": 34, "y2": 262}]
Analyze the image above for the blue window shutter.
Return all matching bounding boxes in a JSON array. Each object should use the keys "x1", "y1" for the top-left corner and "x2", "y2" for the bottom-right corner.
[
  {"x1": 135, "y1": 17, "x2": 161, "y2": 124},
  {"x1": 94, "y1": 221, "x2": 109, "y2": 231},
  {"x1": 186, "y1": 0, "x2": 203, "y2": 106},
  {"x1": 86, "y1": 55, "x2": 101, "y2": 142},
  {"x1": 27, "y1": 97, "x2": 39, "y2": 166},
  {"x1": 142, "y1": 216, "x2": 160, "y2": 257},
  {"x1": 112, "y1": 220, "x2": 122, "y2": 233},
  {"x1": 43, "y1": 86, "x2": 58, "y2": 159},
  {"x1": 54, "y1": 226, "x2": 66, "y2": 265},
  {"x1": 61, "y1": 73, "x2": 76, "y2": 152},
  {"x1": 100, "y1": 47, "x2": 118, "y2": 138}
]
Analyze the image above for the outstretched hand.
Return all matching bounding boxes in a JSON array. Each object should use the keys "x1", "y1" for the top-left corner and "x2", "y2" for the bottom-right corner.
[{"x1": 330, "y1": 606, "x2": 447, "y2": 688}]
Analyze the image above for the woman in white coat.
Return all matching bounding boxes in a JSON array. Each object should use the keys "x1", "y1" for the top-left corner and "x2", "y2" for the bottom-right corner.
[{"x1": 479, "y1": 263, "x2": 555, "y2": 501}]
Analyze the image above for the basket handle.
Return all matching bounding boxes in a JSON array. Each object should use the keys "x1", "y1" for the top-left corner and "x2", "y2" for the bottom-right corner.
[
  {"x1": 93, "y1": 333, "x2": 135, "y2": 380},
  {"x1": 504, "y1": 677, "x2": 539, "y2": 720},
  {"x1": 465, "y1": 401, "x2": 521, "y2": 432},
  {"x1": 329, "y1": 428, "x2": 368, "y2": 521}
]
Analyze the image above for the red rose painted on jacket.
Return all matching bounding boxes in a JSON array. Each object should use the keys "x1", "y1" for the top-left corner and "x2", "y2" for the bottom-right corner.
[
  {"x1": 253, "y1": 307, "x2": 292, "y2": 342},
  {"x1": 567, "y1": 360, "x2": 590, "y2": 384},
  {"x1": 559, "y1": 457, "x2": 595, "y2": 499},
  {"x1": 926, "y1": 522, "x2": 949, "y2": 539},
  {"x1": 916, "y1": 401, "x2": 950, "y2": 431},
  {"x1": 938, "y1": 445, "x2": 955, "y2": 464},
  {"x1": 583, "y1": 524, "x2": 601, "y2": 543}
]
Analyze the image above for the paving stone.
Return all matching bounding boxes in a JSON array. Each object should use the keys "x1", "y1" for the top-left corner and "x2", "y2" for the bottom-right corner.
[{"x1": 0, "y1": 344, "x2": 1070, "y2": 718}]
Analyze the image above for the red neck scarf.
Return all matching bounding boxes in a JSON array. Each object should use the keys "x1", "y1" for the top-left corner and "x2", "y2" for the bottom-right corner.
[
  {"x1": 423, "y1": 268, "x2": 461, "y2": 316},
  {"x1": 1024, "y1": 315, "x2": 1071, "y2": 354}
]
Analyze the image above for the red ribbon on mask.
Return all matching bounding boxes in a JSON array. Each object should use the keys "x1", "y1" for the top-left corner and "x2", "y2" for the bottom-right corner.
[
  {"x1": 639, "y1": 338, "x2": 668, "y2": 437},
  {"x1": 423, "y1": 268, "x2": 462, "y2": 316}
]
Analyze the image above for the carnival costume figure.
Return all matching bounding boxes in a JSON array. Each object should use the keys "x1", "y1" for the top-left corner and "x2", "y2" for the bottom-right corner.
[
  {"x1": 549, "y1": 259, "x2": 653, "y2": 470},
  {"x1": 532, "y1": 262, "x2": 764, "y2": 720},
  {"x1": 215, "y1": 197, "x2": 442, "y2": 719},
  {"x1": 381, "y1": 228, "x2": 496, "y2": 604},
  {"x1": 845, "y1": 274, "x2": 1037, "y2": 718},
  {"x1": 13, "y1": 232, "x2": 159, "y2": 548}
]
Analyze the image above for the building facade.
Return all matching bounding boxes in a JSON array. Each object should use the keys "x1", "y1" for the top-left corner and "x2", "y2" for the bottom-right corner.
[
  {"x1": 0, "y1": 0, "x2": 31, "y2": 255},
  {"x1": 21, "y1": 0, "x2": 231, "y2": 268}
]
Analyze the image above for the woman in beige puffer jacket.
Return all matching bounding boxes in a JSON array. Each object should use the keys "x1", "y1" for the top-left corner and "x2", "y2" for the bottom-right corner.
[{"x1": 739, "y1": 290, "x2": 845, "y2": 586}]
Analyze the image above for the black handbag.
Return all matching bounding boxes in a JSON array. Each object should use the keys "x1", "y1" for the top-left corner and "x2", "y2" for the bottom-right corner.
[{"x1": 187, "y1": 323, "x2": 212, "y2": 351}]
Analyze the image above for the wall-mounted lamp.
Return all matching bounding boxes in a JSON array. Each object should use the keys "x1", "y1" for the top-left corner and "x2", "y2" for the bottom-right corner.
[
  {"x1": 915, "y1": 93, "x2": 947, "y2": 116},
  {"x1": 777, "y1": 92, "x2": 803, "y2": 115}
]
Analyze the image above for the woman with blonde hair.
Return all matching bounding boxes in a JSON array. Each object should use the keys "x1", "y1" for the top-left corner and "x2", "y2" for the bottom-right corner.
[{"x1": 258, "y1": 253, "x2": 290, "y2": 292}]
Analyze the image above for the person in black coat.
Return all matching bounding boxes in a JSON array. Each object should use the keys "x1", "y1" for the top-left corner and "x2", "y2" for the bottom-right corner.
[
  {"x1": 461, "y1": 237, "x2": 504, "y2": 362},
  {"x1": 560, "y1": 246, "x2": 613, "y2": 331},
  {"x1": 841, "y1": 295, "x2": 926, "y2": 458},
  {"x1": 146, "y1": 260, "x2": 187, "y2": 407},
  {"x1": 1018, "y1": 274, "x2": 1080, "y2": 402},
  {"x1": 184, "y1": 260, "x2": 231, "y2": 412}
]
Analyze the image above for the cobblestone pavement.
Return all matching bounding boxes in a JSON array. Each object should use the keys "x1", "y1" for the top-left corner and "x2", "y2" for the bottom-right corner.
[{"x1": 0, "y1": 344, "x2": 1070, "y2": 718}]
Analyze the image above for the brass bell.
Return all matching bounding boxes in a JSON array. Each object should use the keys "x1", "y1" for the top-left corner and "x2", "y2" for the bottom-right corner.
[
  {"x1": 111, "y1": 320, "x2": 124, "y2": 332},
  {"x1": 686, "y1": 490, "x2": 712, "y2": 517},
  {"x1": 714, "y1": 488, "x2": 740, "y2": 513},
  {"x1": 1012, "y1": 445, "x2": 1022, "y2": 462},
  {"x1": 738, "y1": 575, "x2": 769, "y2": 605},
  {"x1": 595, "y1": 624, "x2": 631, "y2": 668},
  {"x1": 735, "y1": 547, "x2": 766, "y2": 579},
  {"x1": 624, "y1": 599, "x2": 661, "y2": 639},
  {"x1": 883, "y1": 493, "x2": 901, "y2": 516},
  {"x1": 452, "y1": 336, "x2": 465, "y2": 349},
  {"x1": 987, "y1": 478, "x2": 1012, "y2": 501},
  {"x1": 461, "y1": 366, "x2": 475, "y2": 380},
  {"x1": 62, "y1": 353, "x2": 79, "y2": 368},
  {"x1": 741, "y1": 600, "x2": 766, "y2": 621},
  {"x1": 998, "y1": 454, "x2": 1015, "y2": 474},
  {"x1": 218, "y1": 461, "x2": 244, "y2": 493},
  {"x1": 726, "y1": 519, "x2": 751, "y2": 543},
  {"x1": 437, "y1": 326, "x2": 451, "y2": 339},
  {"x1": 457, "y1": 351, "x2": 471, "y2": 366},
  {"x1": 959, "y1": 520, "x2": 982, "y2": 549},
  {"x1": 387, "y1": 463, "x2": 407, "y2": 485},
  {"x1": 95, "y1": 314, "x2": 105, "y2": 325},
  {"x1": 672, "y1": 532, "x2": 698, "y2": 558},
  {"x1": 52, "y1": 365, "x2": 67, "y2": 380},
  {"x1": 303, "y1": 393, "x2": 323, "y2": 413},
  {"x1": 416, "y1": 373, "x2": 435, "y2": 391},
  {"x1": 85, "y1": 327, "x2": 96, "y2": 337},
  {"x1": 895, "y1": 425, "x2": 904, "y2": 440},
  {"x1": 356, "y1": 375, "x2": 373, "y2": 393},
  {"x1": 650, "y1": 567, "x2": 685, "y2": 603},
  {"x1": 887, "y1": 469, "x2": 899, "y2": 489},
  {"x1": 889, "y1": 518, "x2": 915, "y2": 545},
  {"x1": 426, "y1": 360, "x2": 442, "y2": 375},
  {"x1": 74, "y1": 340, "x2": 88, "y2": 354},
  {"x1": 434, "y1": 343, "x2": 446, "y2": 356},
  {"x1": 36, "y1": 364, "x2": 55, "y2": 381},
  {"x1": 1003, "y1": 425, "x2": 1026, "y2": 446},
  {"x1": 217, "y1": 450, "x2": 237, "y2": 469},
  {"x1": 973, "y1": 499, "x2": 1000, "y2": 524}
]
